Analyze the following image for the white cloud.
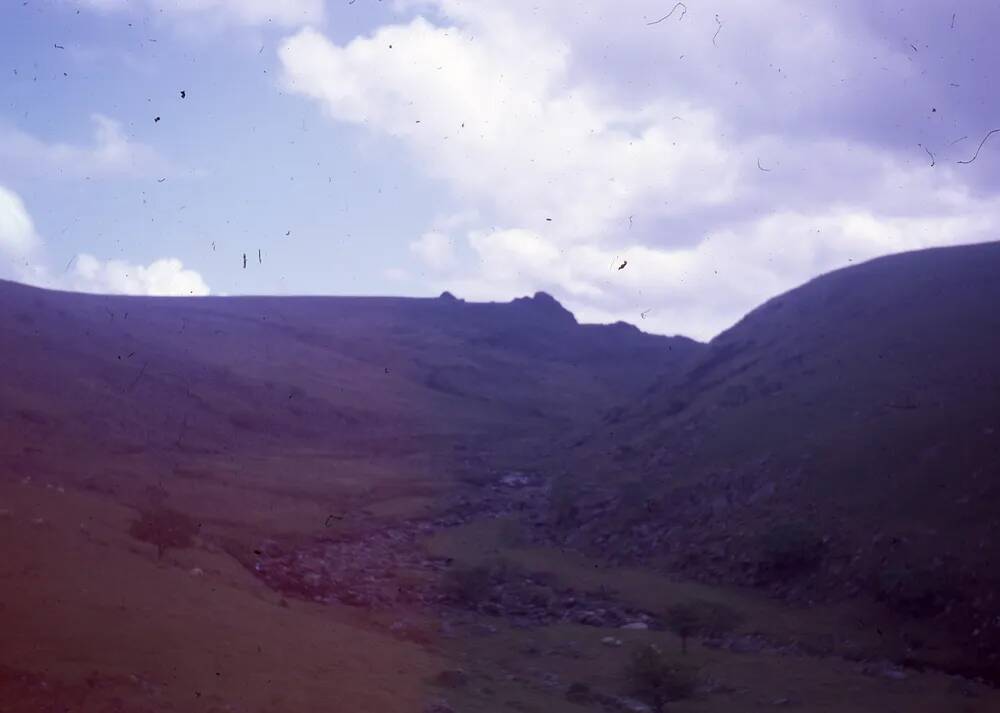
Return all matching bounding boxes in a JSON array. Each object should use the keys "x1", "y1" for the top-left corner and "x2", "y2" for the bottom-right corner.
[
  {"x1": 0, "y1": 184, "x2": 209, "y2": 296},
  {"x1": 409, "y1": 231, "x2": 457, "y2": 271},
  {"x1": 75, "y1": 0, "x2": 323, "y2": 27},
  {"x1": 68, "y1": 254, "x2": 210, "y2": 296},
  {"x1": 278, "y1": 1, "x2": 1000, "y2": 338},
  {"x1": 430, "y1": 210, "x2": 481, "y2": 233},
  {"x1": 0, "y1": 186, "x2": 41, "y2": 259},
  {"x1": 0, "y1": 114, "x2": 173, "y2": 179},
  {"x1": 280, "y1": 22, "x2": 733, "y2": 243},
  {"x1": 442, "y1": 203, "x2": 999, "y2": 340},
  {"x1": 394, "y1": 0, "x2": 918, "y2": 145}
]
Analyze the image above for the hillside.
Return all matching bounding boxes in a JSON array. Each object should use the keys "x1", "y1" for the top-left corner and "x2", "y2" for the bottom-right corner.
[
  {"x1": 2, "y1": 245, "x2": 1000, "y2": 712},
  {"x1": 0, "y1": 279, "x2": 704, "y2": 713},
  {"x1": 0, "y1": 282, "x2": 699, "y2": 501},
  {"x1": 565, "y1": 241, "x2": 1000, "y2": 679}
]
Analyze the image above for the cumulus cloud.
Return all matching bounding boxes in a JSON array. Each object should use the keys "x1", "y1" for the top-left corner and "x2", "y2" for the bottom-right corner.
[
  {"x1": 67, "y1": 254, "x2": 210, "y2": 296},
  {"x1": 0, "y1": 183, "x2": 209, "y2": 296},
  {"x1": 74, "y1": 0, "x2": 323, "y2": 27},
  {"x1": 0, "y1": 114, "x2": 173, "y2": 179},
  {"x1": 410, "y1": 231, "x2": 457, "y2": 271},
  {"x1": 444, "y1": 204, "x2": 998, "y2": 339},
  {"x1": 0, "y1": 186, "x2": 41, "y2": 259},
  {"x1": 279, "y1": 0, "x2": 1000, "y2": 339},
  {"x1": 280, "y1": 21, "x2": 733, "y2": 244}
]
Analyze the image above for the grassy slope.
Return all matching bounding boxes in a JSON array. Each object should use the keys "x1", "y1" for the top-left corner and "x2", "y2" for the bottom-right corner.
[
  {"x1": 425, "y1": 516, "x2": 1000, "y2": 713},
  {"x1": 3, "y1": 241, "x2": 999, "y2": 710},
  {"x1": 0, "y1": 479, "x2": 440, "y2": 713},
  {"x1": 569, "y1": 241, "x2": 1000, "y2": 678},
  {"x1": 0, "y1": 280, "x2": 695, "y2": 712},
  {"x1": 621, "y1": 241, "x2": 1000, "y2": 518},
  {"x1": 0, "y1": 281, "x2": 698, "y2": 517}
]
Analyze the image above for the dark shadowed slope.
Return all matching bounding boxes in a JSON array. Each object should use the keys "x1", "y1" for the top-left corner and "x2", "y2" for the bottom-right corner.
[{"x1": 568, "y1": 241, "x2": 1000, "y2": 678}]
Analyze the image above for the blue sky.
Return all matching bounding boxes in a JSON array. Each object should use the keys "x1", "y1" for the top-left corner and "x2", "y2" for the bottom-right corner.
[
  {"x1": 2, "y1": 1, "x2": 999, "y2": 339},
  {"x1": 1, "y1": 1, "x2": 443, "y2": 299}
]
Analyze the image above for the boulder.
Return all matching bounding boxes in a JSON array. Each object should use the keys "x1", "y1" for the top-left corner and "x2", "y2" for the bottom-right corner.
[{"x1": 621, "y1": 622, "x2": 649, "y2": 630}]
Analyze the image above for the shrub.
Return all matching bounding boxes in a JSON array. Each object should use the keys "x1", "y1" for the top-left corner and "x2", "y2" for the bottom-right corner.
[
  {"x1": 549, "y1": 475, "x2": 580, "y2": 527},
  {"x1": 129, "y1": 507, "x2": 199, "y2": 559},
  {"x1": 691, "y1": 599, "x2": 743, "y2": 638},
  {"x1": 876, "y1": 565, "x2": 951, "y2": 618},
  {"x1": 522, "y1": 583, "x2": 554, "y2": 610},
  {"x1": 489, "y1": 557, "x2": 523, "y2": 582},
  {"x1": 664, "y1": 599, "x2": 743, "y2": 652},
  {"x1": 565, "y1": 682, "x2": 594, "y2": 704},
  {"x1": 759, "y1": 521, "x2": 825, "y2": 574},
  {"x1": 443, "y1": 565, "x2": 493, "y2": 605},
  {"x1": 664, "y1": 603, "x2": 700, "y2": 654},
  {"x1": 624, "y1": 644, "x2": 697, "y2": 711},
  {"x1": 615, "y1": 479, "x2": 655, "y2": 525}
]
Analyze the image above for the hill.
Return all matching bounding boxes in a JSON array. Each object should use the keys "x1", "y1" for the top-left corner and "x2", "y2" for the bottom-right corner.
[
  {"x1": 0, "y1": 282, "x2": 699, "y2": 501},
  {"x1": 564, "y1": 241, "x2": 1000, "y2": 680},
  {"x1": 3, "y1": 243, "x2": 1000, "y2": 711},
  {"x1": 0, "y1": 279, "x2": 700, "y2": 712}
]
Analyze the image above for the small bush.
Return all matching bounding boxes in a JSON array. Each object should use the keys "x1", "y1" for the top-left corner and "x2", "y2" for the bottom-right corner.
[
  {"x1": 522, "y1": 583, "x2": 554, "y2": 610},
  {"x1": 876, "y1": 565, "x2": 951, "y2": 617},
  {"x1": 129, "y1": 507, "x2": 199, "y2": 559},
  {"x1": 489, "y1": 557, "x2": 523, "y2": 582},
  {"x1": 691, "y1": 599, "x2": 743, "y2": 637},
  {"x1": 443, "y1": 565, "x2": 493, "y2": 605},
  {"x1": 549, "y1": 474, "x2": 581, "y2": 527},
  {"x1": 625, "y1": 644, "x2": 697, "y2": 711},
  {"x1": 664, "y1": 599, "x2": 743, "y2": 652},
  {"x1": 565, "y1": 682, "x2": 594, "y2": 704},
  {"x1": 759, "y1": 522, "x2": 825, "y2": 573},
  {"x1": 614, "y1": 480, "x2": 655, "y2": 525},
  {"x1": 664, "y1": 603, "x2": 700, "y2": 653}
]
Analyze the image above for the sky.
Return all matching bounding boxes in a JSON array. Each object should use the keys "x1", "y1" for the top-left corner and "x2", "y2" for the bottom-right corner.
[{"x1": 1, "y1": 0, "x2": 998, "y2": 340}]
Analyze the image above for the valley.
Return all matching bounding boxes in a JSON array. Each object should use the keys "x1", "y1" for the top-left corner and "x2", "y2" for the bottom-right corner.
[{"x1": 2, "y1": 242, "x2": 999, "y2": 712}]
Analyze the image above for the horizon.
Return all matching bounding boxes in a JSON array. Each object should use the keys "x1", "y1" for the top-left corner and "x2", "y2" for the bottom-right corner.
[
  {"x1": 4, "y1": 237, "x2": 992, "y2": 343},
  {"x1": 3, "y1": 1, "x2": 1000, "y2": 341}
]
